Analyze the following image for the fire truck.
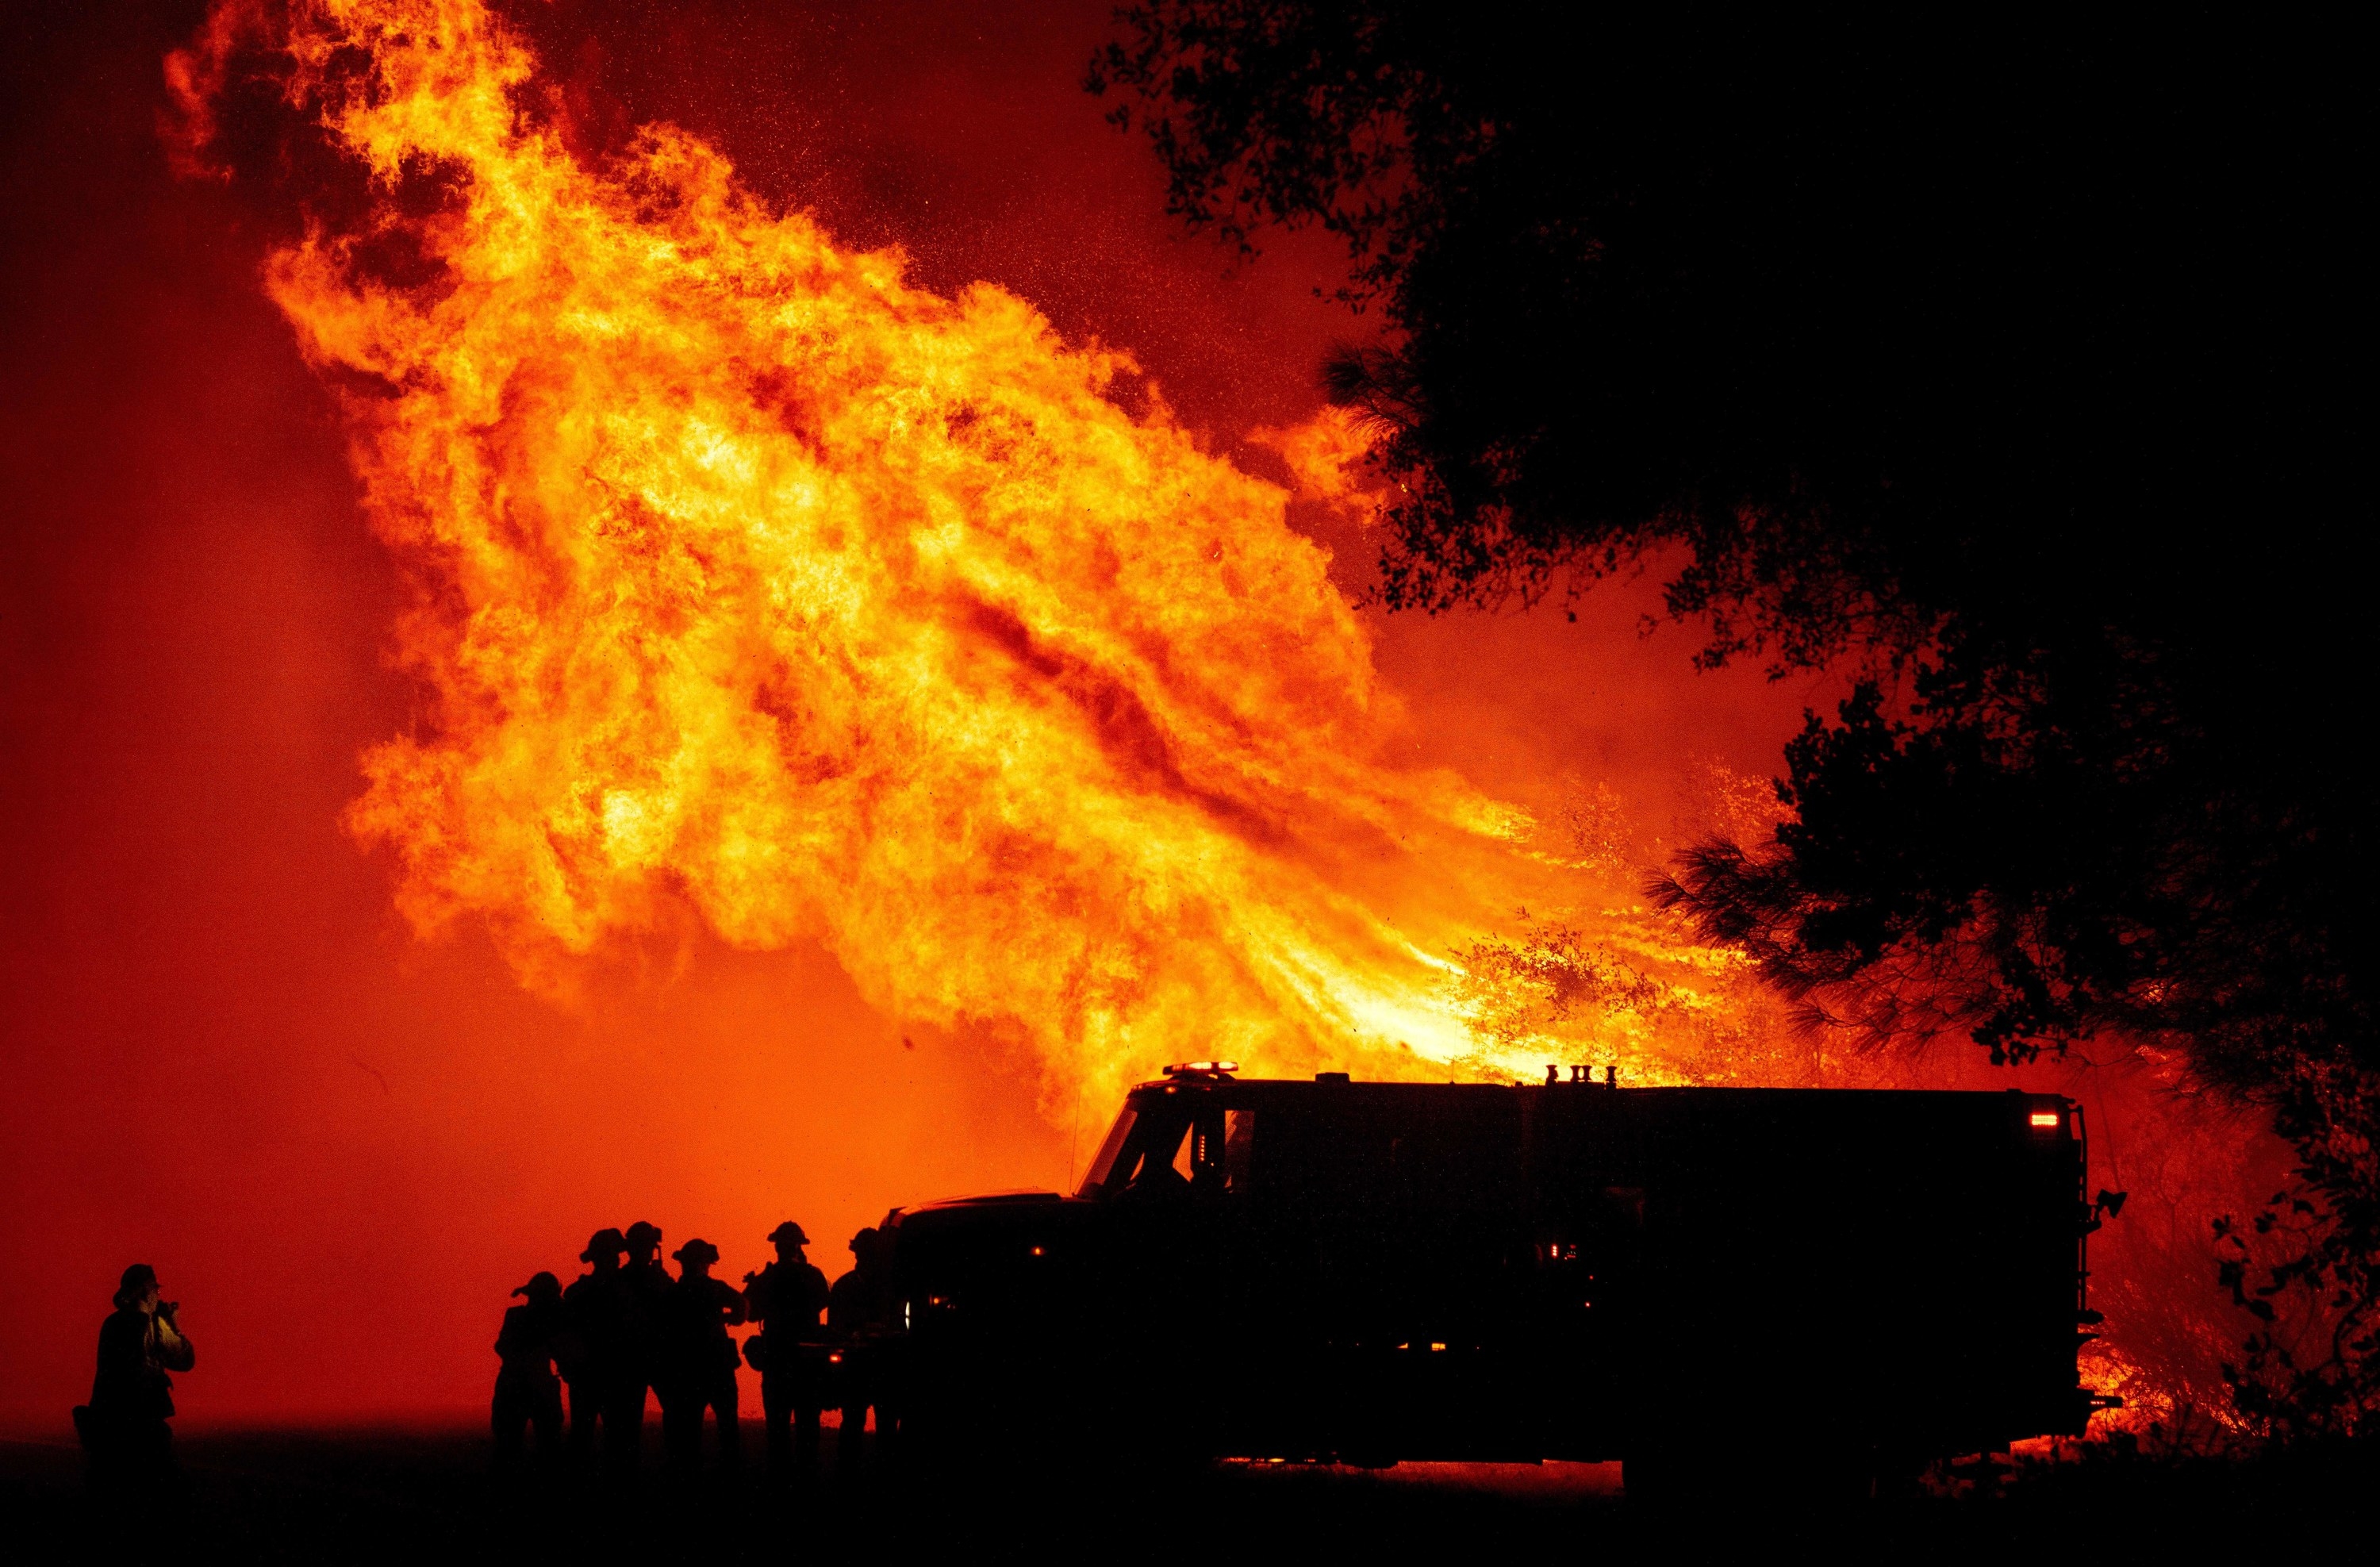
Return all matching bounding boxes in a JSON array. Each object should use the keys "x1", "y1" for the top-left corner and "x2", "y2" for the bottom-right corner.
[{"x1": 881, "y1": 1066, "x2": 2117, "y2": 1491}]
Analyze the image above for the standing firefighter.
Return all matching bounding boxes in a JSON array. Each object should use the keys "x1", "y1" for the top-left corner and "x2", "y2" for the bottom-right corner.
[
  {"x1": 827, "y1": 1227, "x2": 896, "y2": 1468},
  {"x1": 743, "y1": 1220, "x2": 830, "y2": 1473},
  {"x1": 492, "y1": 1271, "x2": 566, "y2": 1470},
  {"x1": 75, "y1": 1264, "x2": 194, "y2": 1488},
  {"x1": 659, "y1": 1238, "x2": 747, "y2": 1475},
  {"x1": 561, "y1": 1228, "x2": 629, "y2": 1467},
  {"x1": 616, "y1": 1219, "x2": 672, "y2": 1469}
]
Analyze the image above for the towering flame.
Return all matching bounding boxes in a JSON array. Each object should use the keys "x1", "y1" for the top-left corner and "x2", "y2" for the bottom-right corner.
[
  {"x1": 171, "y1": 0, "x2": 1757, "y2": 1103},
  {"x1": 143, "y1": 2, "x2": 2280, "y2": 1444}
]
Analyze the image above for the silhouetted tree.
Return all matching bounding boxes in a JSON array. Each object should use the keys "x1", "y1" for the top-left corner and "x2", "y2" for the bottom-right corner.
[{"x1": 1094, "y1": 2, "x2": 2373, "y2": 1436}]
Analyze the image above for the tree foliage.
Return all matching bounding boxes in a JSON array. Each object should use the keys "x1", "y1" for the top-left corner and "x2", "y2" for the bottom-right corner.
[{"x1": 1095, "y1": 2, "x2": 2374, "y2": 1435}]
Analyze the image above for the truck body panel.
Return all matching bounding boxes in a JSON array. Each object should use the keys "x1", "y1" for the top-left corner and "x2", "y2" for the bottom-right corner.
[{"x1": 885, "y1": 1076, "x2": 2091, "y2": 1467}]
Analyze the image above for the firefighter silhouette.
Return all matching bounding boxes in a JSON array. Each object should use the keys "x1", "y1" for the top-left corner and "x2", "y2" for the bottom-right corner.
[
  {"x1": 743, "y1": 1220, "x2": 830, "y2": 1472},
  {"x1": 827, "y1": 1227, "x2": 897, "y2": 1468},
  {"x1": 560, "y1": 1228, "x2": 629, "y2": 1465},
  {"x1": 75, "y1": 1263, "x2": 194, "y2": 1488},
  {"x1": 492, "y1": 1271, "x2": 566, "y2": 1469},
  {"x1": 659, "y1": 1238, "x2": 748, "y2": 1474},
  {"x1": 613, "y1": 1219, "x2": 671, "y2": 1468}
]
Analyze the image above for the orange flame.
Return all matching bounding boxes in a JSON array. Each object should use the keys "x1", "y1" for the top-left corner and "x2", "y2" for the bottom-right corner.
[
  {"x1": 1250, "y1": 405, "x2": 1384, "y2": 517},
  {"x1": 156, "y1": 4, "x2": 2296, "y2": 1443},
  {"x1": 172, "y1": 0, "x2": 1770, "y2": 1107}
]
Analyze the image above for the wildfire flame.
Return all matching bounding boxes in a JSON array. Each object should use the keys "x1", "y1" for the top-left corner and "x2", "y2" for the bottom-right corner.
[
  {"x1": 158, "y1": 2, "x2": 2288, "y2": 1447},
  {"x1": 169, "y1": 0, "x2": 1771, "y2": 1105}
]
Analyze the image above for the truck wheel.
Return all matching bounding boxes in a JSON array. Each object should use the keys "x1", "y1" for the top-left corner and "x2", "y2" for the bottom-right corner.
[
  {"x1": 1626, "y1": 1443, "x2": 1906, "y2": 1507},
  {"x1": 1621, "y1": 1449, "x2": 1706, "y2": 1505},
  {"x1": 1622, "y1": 1446, "x2": 1793, "y2": 1507}
]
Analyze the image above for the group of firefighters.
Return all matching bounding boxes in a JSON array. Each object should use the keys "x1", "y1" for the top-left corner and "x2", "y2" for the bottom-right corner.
[{"x1": 493, "y1": 1219, "x2": 900, "y2": 1477}]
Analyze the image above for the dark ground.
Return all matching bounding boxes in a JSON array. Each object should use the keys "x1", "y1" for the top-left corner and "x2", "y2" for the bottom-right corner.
[{"x1": 3, "y1": 1420, "x2": 2374, "y2": 1564}]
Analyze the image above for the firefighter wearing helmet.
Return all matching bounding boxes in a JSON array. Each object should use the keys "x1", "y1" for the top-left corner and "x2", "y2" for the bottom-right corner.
[{"x1": 743, "y1": 1220, "x2": 831, "y2": 1471}]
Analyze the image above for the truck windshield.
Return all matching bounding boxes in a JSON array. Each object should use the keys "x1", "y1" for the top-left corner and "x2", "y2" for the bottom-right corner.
[
  {"x1": 1081, "y1": 1097, "x2": 1253, "y2": 1199},
  {"x1": 1079, "y1": 1108, "x2": 1138, "y2": 1196}
]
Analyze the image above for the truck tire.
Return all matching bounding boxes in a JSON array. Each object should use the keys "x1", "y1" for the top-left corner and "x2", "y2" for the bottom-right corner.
[
  {"x1": 1620, "y1": 1448, "x2": 1707, "y2": 1506},
  {"x1": 1626, "y1": 1442, "x2": 1908, "y2": 1507}
]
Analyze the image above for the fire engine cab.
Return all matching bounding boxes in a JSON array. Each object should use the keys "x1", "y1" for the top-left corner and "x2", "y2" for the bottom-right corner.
[{"x1": 883, "y1": 1066, "x2": 2113, "y2": 1491}]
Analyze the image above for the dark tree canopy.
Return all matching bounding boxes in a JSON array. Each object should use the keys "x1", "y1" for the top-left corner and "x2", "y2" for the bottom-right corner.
[{"x1": 1095, "y1": 4, "x2": 2373, "y2": 1434}]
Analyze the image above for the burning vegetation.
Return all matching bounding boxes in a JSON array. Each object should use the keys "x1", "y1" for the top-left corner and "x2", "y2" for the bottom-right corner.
[
  {"x1": 164, "y1": 0, "x2": 1776, "y2": 1105},
  {"x1": 162, "y1": 0, "x2": 2347, "y2": 1451}
]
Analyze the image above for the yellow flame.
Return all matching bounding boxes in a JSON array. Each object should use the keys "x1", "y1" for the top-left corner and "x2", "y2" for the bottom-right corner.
[{"x1": 180, "y1": 0, "x2": 1762, "y2": 1107}]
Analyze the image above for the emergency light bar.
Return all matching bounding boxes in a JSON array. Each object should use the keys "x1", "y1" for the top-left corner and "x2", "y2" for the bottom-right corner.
[{"x1": 1164, "y1": 1060, "x2": 1239, "y2": 1077}]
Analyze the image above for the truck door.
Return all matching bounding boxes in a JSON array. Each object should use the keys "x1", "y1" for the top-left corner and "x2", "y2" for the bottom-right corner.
[
  {"x1": 1081, "y1": 1091, "x2": 1246, "y2": 1450},
  {"x1": 1238, "y1": 1089, "x2": 1533, "y2": 1461}
]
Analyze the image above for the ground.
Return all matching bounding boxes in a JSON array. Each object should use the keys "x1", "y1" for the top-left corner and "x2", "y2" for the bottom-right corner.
[{"x1": 3, "y1": 1419, "x2": 2373, "y2": 1563}]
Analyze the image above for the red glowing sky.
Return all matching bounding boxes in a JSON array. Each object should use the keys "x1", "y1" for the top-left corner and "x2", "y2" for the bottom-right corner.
[{"x1": 2, "y1": 0, "x2": 1856, "y2": 1421}]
